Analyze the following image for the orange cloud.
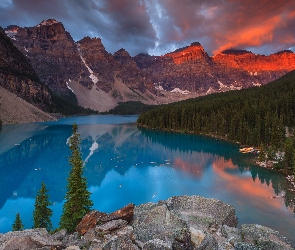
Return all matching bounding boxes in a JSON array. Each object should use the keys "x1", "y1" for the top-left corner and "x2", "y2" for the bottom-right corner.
[{"x1": 213, "y1": 15, "x2": 281, "y2": 54}]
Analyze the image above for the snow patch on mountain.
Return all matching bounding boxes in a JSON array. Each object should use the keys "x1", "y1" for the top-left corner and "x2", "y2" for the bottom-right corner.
[
  {"x1": 66, "y1": 80, "x2": 74, "y2": 93},
  {"x1": 218, "y1": 80, "x2": 226, "y2": 89},
  {"x1": 76, "y1": 43, "x2": 98, "y2": 84},
  {"x1": 154, "y1": 83, "x2": 164, "y2": 91},
  {"x1": 170, "y1": 88, "x2": 190, "y2": 94},
  {"x1": 5, "y1": 30, "x2": 17, "y2": 40}
]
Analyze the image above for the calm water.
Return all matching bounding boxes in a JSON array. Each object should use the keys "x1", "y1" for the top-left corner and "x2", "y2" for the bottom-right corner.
[{"x1": 0, "y1": 115, "x2": 294, "y2": 242}]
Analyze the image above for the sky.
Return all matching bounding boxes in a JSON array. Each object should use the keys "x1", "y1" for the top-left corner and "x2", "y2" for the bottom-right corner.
[{"x1": 0, "y1": 0, "x2": 295, "y2": 56}]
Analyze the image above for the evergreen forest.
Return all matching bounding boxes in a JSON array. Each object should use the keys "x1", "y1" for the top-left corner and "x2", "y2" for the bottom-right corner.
[{"x1": 137, "y1": 70, "x2": 295, "y2": 174}]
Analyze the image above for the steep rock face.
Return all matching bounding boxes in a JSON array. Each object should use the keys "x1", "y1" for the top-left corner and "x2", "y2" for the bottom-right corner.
[
  {"x1": 77, "y1": 36, "x2": 116, "y2": 92},
  {"x1": 213, "y1": 49, "x2": 295, "y2": 88},
  {"x1": 0, "y1": 26, "x2": 52, "y2": 111},
  {"x1": 5, "y1": 19, "x2": 91, "y2": 96},
  {"x1": 135, "y1": 44, "x2": 295, "y2": 95},
  {"x1": 113, "y1": 48, "x2": 155, "y2": 94},
  {"x1": 135, "y1": 43, "x2": 219, "y2": 93}
]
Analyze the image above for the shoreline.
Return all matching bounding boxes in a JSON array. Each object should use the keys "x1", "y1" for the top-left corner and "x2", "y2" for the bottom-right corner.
[{"x1": 137, "y1": 123, "x2": 295, "y2": 191}]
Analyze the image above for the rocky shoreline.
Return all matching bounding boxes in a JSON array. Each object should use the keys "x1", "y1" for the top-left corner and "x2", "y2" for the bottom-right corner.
[{"x1": 0, "y1": 195, "x2": 294, "y2": 250}]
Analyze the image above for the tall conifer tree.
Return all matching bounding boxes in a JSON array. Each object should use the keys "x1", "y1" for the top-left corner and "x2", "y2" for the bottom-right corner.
[
  {"x1": 60, "y1": 123, "x2": 93, "y2": 232},
  {"x1": 33, "y1": 182, "x2": 52, "y2": 231}
]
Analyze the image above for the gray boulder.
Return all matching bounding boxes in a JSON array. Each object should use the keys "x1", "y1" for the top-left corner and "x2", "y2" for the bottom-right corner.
[
  {"x1": 221, "y1": 225, "x2": 242, "y2": 245},
  {"x1": 196, "y1": 233, "x2": 219, "y2": 250},
  {"x1": 96, "y1": 219, "x2": 128, "y2": 233},
  {"x1": 240, "y1": 224, "x2": 294, "y2": 250},
  {"x1": 234, "y1": 242, "x2": 261, "y2": 250},
  {"x1": 0, "y1": 228, "x2": 64, "y2": 250},
  {"x1": 143, "y1": 238, "x2": 172, "y2": 249},
  {"x1": 166, "y1": 195, "x2": 238, "y2": 230},
  {"x1": 133, "y1": 202, "x2": 193, "y2": 249},
  {"x1": 102, "y1": 235, "x2": 139, "y2": 250}
]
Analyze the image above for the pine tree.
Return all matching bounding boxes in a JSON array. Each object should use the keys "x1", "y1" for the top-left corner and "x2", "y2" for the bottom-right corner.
[
  {"x1": 33, "y1": 182, "x2": 53, "y2": 231},
  {"x1": 60, "y1": 123, "x2": 93, "y2": 232},
  {"x1": 12, "y1": 213, "x2": 24, "y2": 231},
  {"x1": 283, "y1": 139, "x2": 294, "y2": 174},
  {"x1": 258, "y1": 144, "x2": 266, "y2": 162}
]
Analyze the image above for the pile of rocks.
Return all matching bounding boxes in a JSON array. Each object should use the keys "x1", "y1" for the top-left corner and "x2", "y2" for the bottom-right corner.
[{"x1": 0, "y1": 195, "x2": 294, "y2": 250}]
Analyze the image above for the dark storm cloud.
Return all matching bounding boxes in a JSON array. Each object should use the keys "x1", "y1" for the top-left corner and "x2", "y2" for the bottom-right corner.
[{"x1": 0, "y1": 0, "x2": 294, "y2": 56}]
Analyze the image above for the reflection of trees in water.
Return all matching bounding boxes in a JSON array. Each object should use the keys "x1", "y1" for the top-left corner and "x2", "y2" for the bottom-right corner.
[
  {"x1": 139, "y1": 127, "x2": 295, "y2": 215},
  {"x1": 249, "y1": 165, "x2": 295, "y2": 213},
  {"x1": 1, "y1": 123, "x2": 294, "y2": 215}
]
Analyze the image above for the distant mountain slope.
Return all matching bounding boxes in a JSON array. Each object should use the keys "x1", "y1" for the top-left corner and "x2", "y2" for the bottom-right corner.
[
  {"x1": 137, "y1": 70, "x2": 295, "y2": 147},
  {"x1": 0, "y1": 26, "x2": 52, "y2": 111},
  {"x1": 0, "y1": 86, "x2": 55, "y2": 125}
]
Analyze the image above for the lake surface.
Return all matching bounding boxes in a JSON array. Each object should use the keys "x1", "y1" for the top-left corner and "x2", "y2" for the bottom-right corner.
[{"x1": 0, "y1": 115, "x2": 294, "y2": 243}]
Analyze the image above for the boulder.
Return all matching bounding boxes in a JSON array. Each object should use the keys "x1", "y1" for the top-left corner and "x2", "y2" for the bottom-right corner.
[
  {"x1": 51, "y1": 228, "x2": 67, "y2": 241},
  {"x1": 132, "y1": 202, "x2": 193, "y2": 249},
  {"x1": 166, "y1": 195, "x2": 238, "y2": 230},
  {"x1": 76, "y1": 210, "x2": 107, "y2": 235},
  {"x1": 234, "y1": 242, "x2": 261, "y2": 250},
  {"x1": 143, "y1": 238, "x2": 172, "y2": 249},
  {"x1": 96, "y1": 219, "x2": 128, "y2": 233},
  {"x1": 218, "y1": 241, "x2": 235, "y2": 250},
  {"x1": 190, "y1": 227, "x2": 206, "y2": 247},
  {"x1": 102, "y1": 235, "x2": 139, "y2": 250},
  {"x1": 62, "y1": 232, "x2": 86, "y2": 248},
  {"x1": 196, "y1": 233, "x2": 218, "y2": 250},
  {"x1": 102, "y1": 203, "x2": 135, "y2": 223},
  {"x1": 240, "y1": 224, "x2": 295, "y2": 250},
  {"x1": 0, "y1": 228, "x2": 64, "y2": 249},
  {"x1": 221, "y1": 225, "x2": 242, "y2": 244}
]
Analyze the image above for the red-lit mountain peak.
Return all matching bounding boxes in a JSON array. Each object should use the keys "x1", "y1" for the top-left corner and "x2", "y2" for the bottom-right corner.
[{"x1": 164, "y1": 42, "x2": 210, "y2": 64}]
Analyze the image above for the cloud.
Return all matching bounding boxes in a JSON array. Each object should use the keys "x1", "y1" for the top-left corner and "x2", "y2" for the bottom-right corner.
[
  {"x1": 150, "y1": 0, "x2": 295, "y2": 55},
  {"x1": 0, "y1": 0, "x2": 294, "y2": 56}
]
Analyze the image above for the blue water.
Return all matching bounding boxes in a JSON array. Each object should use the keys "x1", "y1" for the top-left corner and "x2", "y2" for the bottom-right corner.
[{"x1": 0, "y1": 115, "x2": 294, "y2": 243}]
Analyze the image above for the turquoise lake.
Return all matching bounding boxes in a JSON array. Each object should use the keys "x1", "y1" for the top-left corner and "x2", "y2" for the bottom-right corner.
[{"x1": 0, "y1": 115, "x2": 294, "y2": 243}]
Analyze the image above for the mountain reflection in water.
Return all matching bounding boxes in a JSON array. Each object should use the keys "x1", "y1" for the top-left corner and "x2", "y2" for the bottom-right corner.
[{"x1": 0, "y1": 115, "x2": 294, "y2": 243}]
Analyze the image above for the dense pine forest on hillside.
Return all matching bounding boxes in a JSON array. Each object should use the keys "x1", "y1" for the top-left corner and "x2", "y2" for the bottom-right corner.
[
  {"x1": 138, "y1": 71, "x2": 295, "y2": 174},
  {"x1": 106, "y1": 101, "x2": 156, "y2": 115}
]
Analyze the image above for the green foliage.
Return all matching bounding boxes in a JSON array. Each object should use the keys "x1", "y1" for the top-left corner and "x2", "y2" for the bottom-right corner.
[
  {"x1": 282, "y1": 138, "x2": 295, "y2": 174},
  {"x1": 12, "y1": 213, "x2": 24, "y2": 231},
  {"x1": 60, "y1": 123, "x2": 93, "y2": 232},
  {"x1": 106, "y1": 101, "x2": 156, "y2": 115},
  {"x1": 258, "y1": 144, "x2": 266, "y2": 162},
  {"x1": 33, "y1": 182, "x2": 53, "y2": 231},
  {"x1": 138, "y1": 70, "x2": 295, "y2": 148},
  {"x1": 138, "y1": 70, "x2": 295, "y2": 175}
]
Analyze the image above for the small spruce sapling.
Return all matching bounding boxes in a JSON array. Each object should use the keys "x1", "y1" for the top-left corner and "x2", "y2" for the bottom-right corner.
[
  {"x1": 33, "y1": 182, "x2": 53, "y2": 231},
  {"x1": 12, "y1": 213, "x2": 24, "y2": 231}
]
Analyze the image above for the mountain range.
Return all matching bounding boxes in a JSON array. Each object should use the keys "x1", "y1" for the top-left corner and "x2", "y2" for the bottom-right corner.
[{"x1": 1, "y1": 19, "x2": 295, "y2": 117}]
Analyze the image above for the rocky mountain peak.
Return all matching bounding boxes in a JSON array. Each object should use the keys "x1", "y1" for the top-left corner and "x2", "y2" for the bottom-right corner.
[
  {"x1": 114, "y1": 48, "x2": 131, "y2": 58},
  {"x1": 78, "y1": 36, "x2": 106, "y2": 53},
  {"x1": 113, "y1": 48, "x2": 135, "y2": 66},
  {"x1": 37, "y1": 19, "x2": 60, "y2": 27},
  {"x1": 164, "y1": 42, "x2": 210, "y2": 64},
  {"x1": 4, "y1": 25, "x2": 19, "y2": 40}
]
